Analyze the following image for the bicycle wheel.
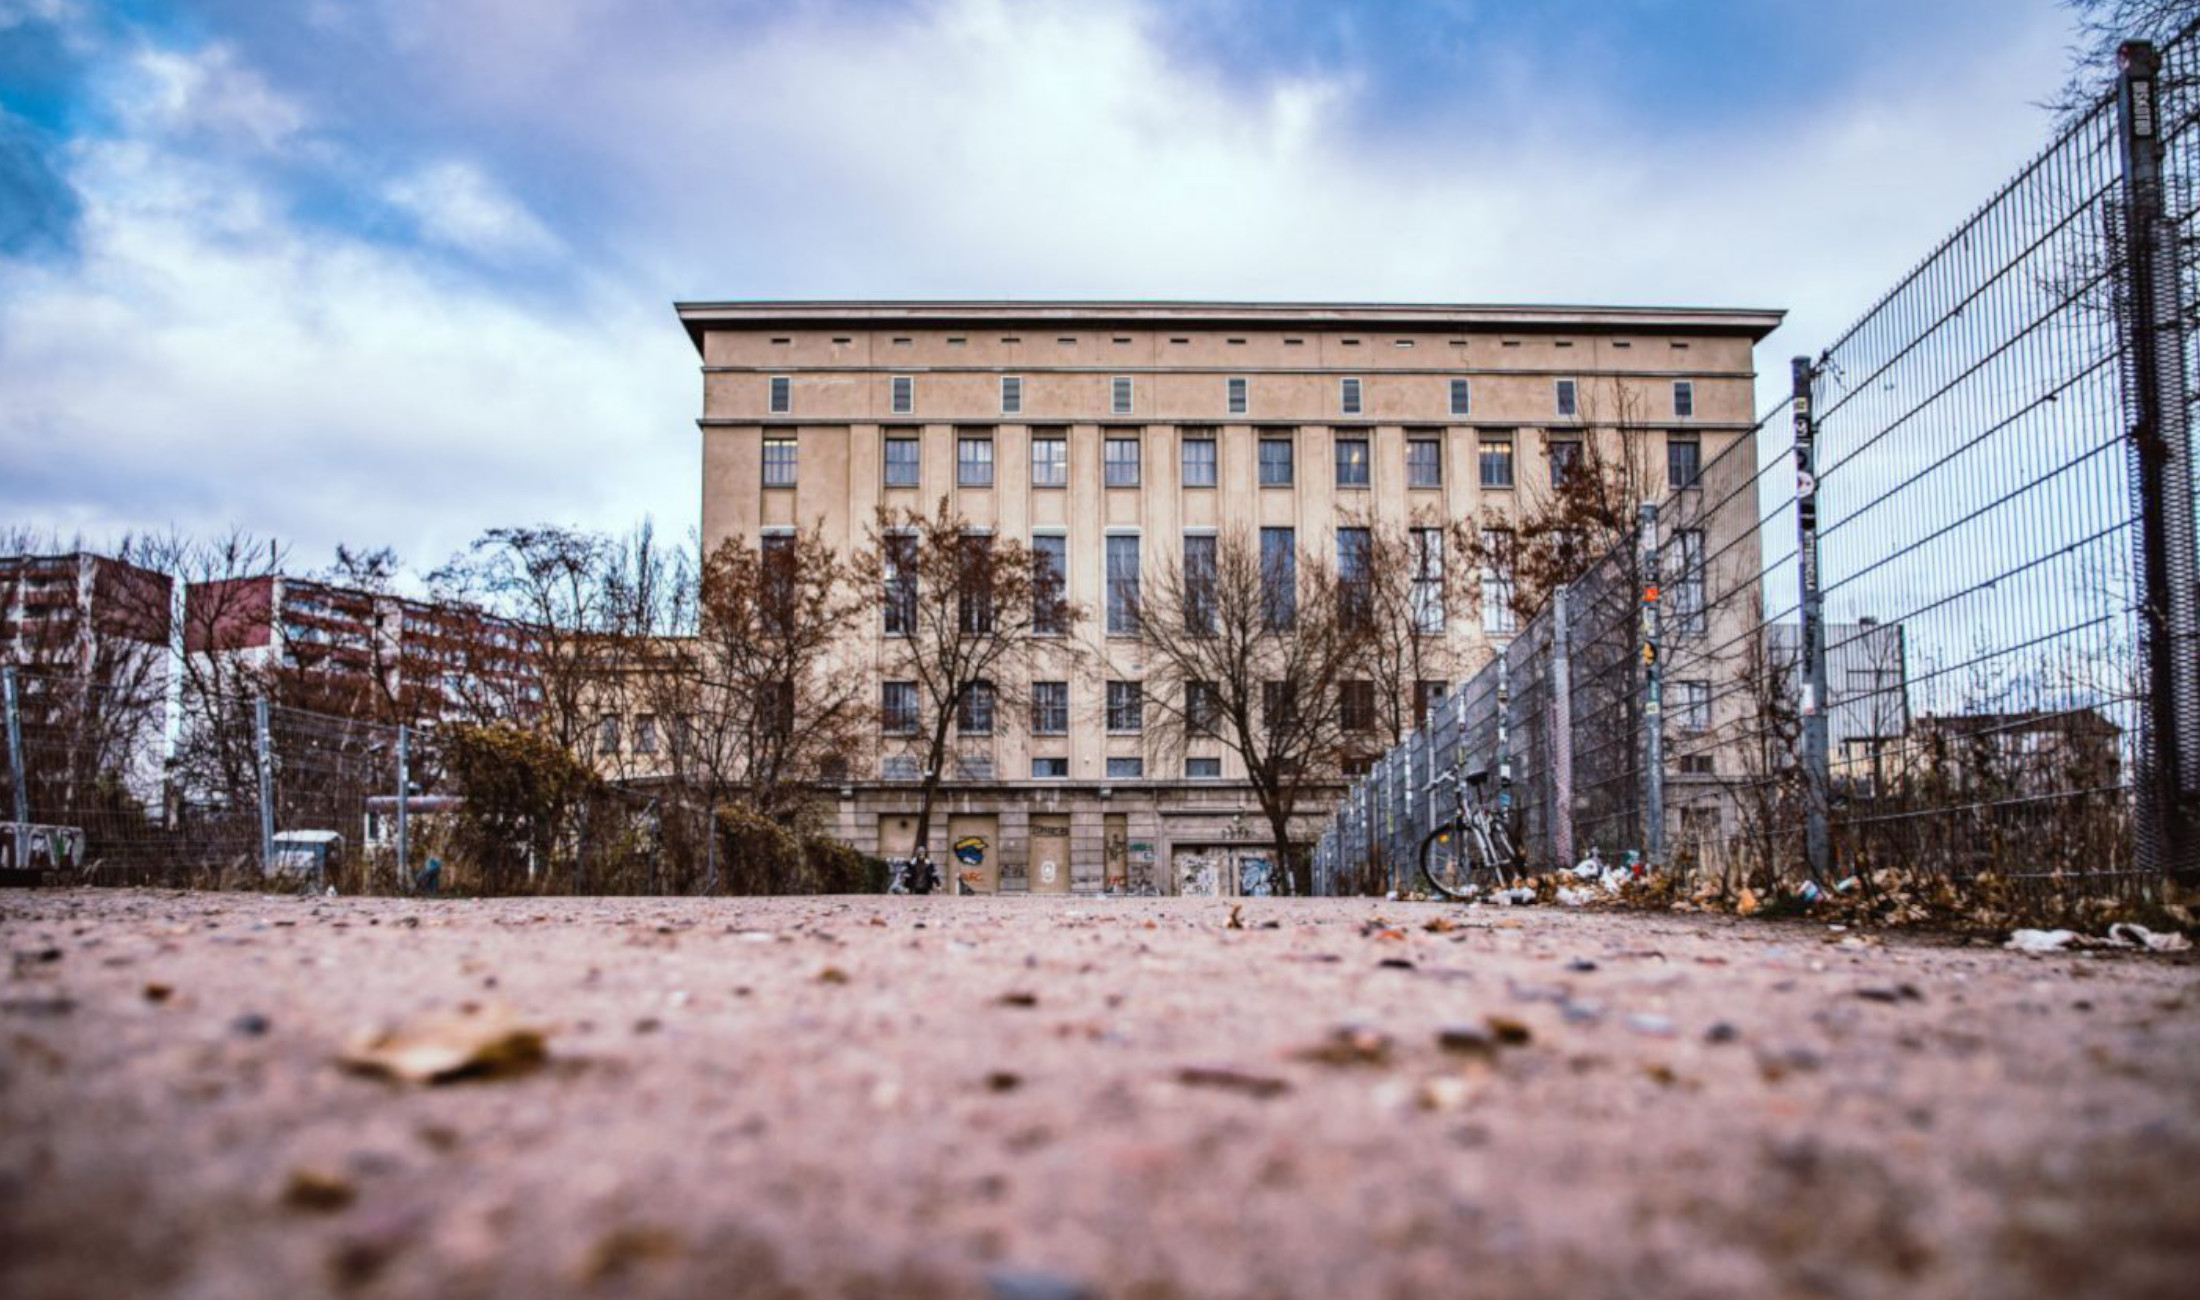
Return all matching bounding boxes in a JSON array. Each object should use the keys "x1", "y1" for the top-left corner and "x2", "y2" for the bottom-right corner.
[{"x1": 1422, "y1": 823, "x2": 1493, "y2": 900}]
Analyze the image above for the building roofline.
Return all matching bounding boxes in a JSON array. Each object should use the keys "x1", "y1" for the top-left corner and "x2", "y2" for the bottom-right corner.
[{"x1": 671, "y1": 299, "x2": 1787, "y2": 354}]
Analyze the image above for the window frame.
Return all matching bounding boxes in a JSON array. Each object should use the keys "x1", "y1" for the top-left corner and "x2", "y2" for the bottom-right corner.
[
  {"x1": 957, "y1": 434, "x2": 995, "y2": 488},
  {"x1": 1667, "y1": 436, "x2": 1702, "y2": 490},
  {"x1": 1000, "y1": 375, "x2": 1023, "y2": 415},
  {"x1": 1032, "y1": 756, "x2": 1070, "y2": 779},
  {"x1": 1406, "y1": 437, "x2": 1443, "y2": 489},
  {"x1": 1448, "y1": 377, "x2": 1471, "y2": 417},
  {"x1": 1106, "y1": 679, "x2": 1144, "y2": 734},
  {"x1": 957, "y1": 680, "x2": 997, "y2": 736},
  {"x1": 1226, "y1": 376, "x2": 1249, "y2": 416},
  {"x1": 1181, "y1": 434, "x2": 1218, "y2": 488},
  {"x1": 1340, "y1": 376, "x2": 1363, "y2": 416},
  {"x1": 1031, "y1": 680, "x2": 1070, "y2": 736},
  {"x1": 1030, "y1": 531, "x2": 1068, "y2": 635},
  {"x1": 1112, "y1": 375, "x2": 1134, "y2": 416},
  {"x1": 1258, "y1": 436, "x2": 1295, "y2": 486},
  {"x1": 1479, "y1": 435, "x2": 1515, "y2": 489},
  {"x1": 1030, "y1": 434, "x2": 1068, "y2": 488},
  {"x1": 890, "y1": 374, "x2": 914, "y2": 415},
  {"x1": 761, "y1": 437, "x2": 798, "y2": 488},
  {"x1": 1104, "y1": 436, "x2": 1142, "y2": 488},
  {"x1": 769, "y1": 375, "x2": 791, "y2": 414},
  {"x1": 1673, "y1": 379, "x2": 1695, "y2": 419},
  {"x1": 1105, "y1": 756, "x2": 1146, "y2": 780},
  {"x1": 1335, "y1": 436, "x2": 1372, "y2": 488},
  {"x1": 883, "y1": 435, "x2": 921, "y2": 488},
  {"x1": 1105, "y1": 532, "x2": 1141, "y2": 635},
  {"x1": 1555, "y1": 377, "x2": 1577, "y2": 418},
  {"x1": 881, "y1": 681, "x2": 919, "y2": 735}
]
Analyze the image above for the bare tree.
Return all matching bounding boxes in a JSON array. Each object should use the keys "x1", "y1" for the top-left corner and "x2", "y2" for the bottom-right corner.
[
  {"x1": 850, "y1": 497, "x2": 1082, "y2": 863},
  {"x1": 431, "y1": 526, "x2": 619, "y2": 752},
  {"x1": 1126, "y1": 527, "x2": 1358, "y2": 892},
  {"x1": 1340, "y1": 505, "x2": 1472, "y2": 748}
]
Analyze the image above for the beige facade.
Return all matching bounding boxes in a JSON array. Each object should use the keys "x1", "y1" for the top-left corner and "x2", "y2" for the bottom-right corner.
[{"x1": 678, "y1": 302, "x2": 1780, "y2": 893}]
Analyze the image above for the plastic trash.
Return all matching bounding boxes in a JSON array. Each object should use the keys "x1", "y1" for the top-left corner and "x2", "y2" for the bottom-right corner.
[{"x1": 2005, "y1": 928, "x2": 2077, "y2": 953}]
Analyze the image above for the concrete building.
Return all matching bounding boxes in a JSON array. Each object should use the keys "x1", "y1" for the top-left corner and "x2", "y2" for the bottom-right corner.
[{"x1": 676, "y1": 301, "x2": 1781, "y2": 893}]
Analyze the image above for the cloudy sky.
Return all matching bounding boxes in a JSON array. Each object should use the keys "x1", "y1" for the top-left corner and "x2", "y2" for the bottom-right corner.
[{"x1": 0, "y1": 0, "x2": 2086, "y2": 579}]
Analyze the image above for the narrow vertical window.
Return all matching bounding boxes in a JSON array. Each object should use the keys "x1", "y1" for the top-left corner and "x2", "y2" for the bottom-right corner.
[
  {"x1": 1112, "y1": 376, "x2": 1134, "y2": 415},
  {"x1": 1479, "y1": 436, "x2": 1514, "y2": 489},
  {"x1": 1260, "y1": 527, "x2": 1296, "y2": 630},
  {"x1": 1673, "y1": 529, "x2": 1707, "y2": 636},
  {"x1": 1338, "y1": 526, "x2": 1371, "y2": 626},
  {"x1": 1410, "y1": 527, "x2": 1445, "y2": 633},
  {"x1": 1668, "y1": 437, "x2": 1702, "y2": 489},
  {"x1": 1031, "y1": 533, "x2": 1067, "y2": 634},
  {"x1": 1183, "y1": 532, "x2": 1218, "y2": 633},
  {"x1": 882, "y1": 532, "x2": 916, "y2": 635},
  {"x1": 891, "y1": 375, "x2": 914, "y2": 414},
  {"x1": 1106, "y1": 534, "x2": 1141, "y2": 635},
  {"x1": 761, "y1": 437, "x2": 797, "y2": 488},
  {"x1": 882, "y1": 682, "x2": 918, "y2": 734},
  {"x1": 1227, "y1": 376, "x2": 1249, "y2": 415},
  {"x1": 1001, "y1": 375, "x2": 1023, "y2": 415},
  {"x1": 769, "y1": 375, "x2": 791, "y2": 414},
  {"x1": 1449, "y1": 378, "x2": 1471, "y2": 416},
  {"x1": 1673, "y1": 379, "x2": 1694, "y2": 418},
  {"x1": 1482, "y1": 528, "x2": 1517, "y2": 634},
  {"x1": 1555, "y1": 378, "x2": 1577, "y2": 417},
  {"x1": 1340, "y1": 376, "x2": 1363, "y2": 415}
]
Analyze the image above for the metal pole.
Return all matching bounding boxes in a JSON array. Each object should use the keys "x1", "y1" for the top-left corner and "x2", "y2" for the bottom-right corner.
[
  {"x1": 4, "y1": 667, "x2": 28, "y2": 871},
  {"x1": 1793, "y1": 357, "x2": 1833, "y2": 884},
  {"x1": 1551, "y1": 585, "x2": 1575, "y2": 867},
  {"x1": 1640, "y1": 502, "x2": 1666, "y2": 867},
  {"x1": 2116, "y1": 41, "x2": 2200, "y2": 881},
  {"x1": 395, "y1": 725, "x2": 410, "y2": 892},
  {"x1": 254, "y1": 698, "x2": 275, "y2": 878}
]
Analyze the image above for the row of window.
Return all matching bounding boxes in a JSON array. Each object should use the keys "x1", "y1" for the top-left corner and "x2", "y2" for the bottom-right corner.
[
  {"x1": 877, "y1": 676, "x2": 1720, "y2": 744},
  {"x1": 767, "y1": 374, "x2": 1698, "y2": 420},
  {"x1": 765, "y1": 431, "x2": 1706, "y2": 492}
]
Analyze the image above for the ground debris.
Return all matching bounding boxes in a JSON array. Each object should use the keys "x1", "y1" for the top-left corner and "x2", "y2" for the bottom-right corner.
[
  {"x1": 1175, "y1": 1065, "x2": 1293, "y2": 1098},
  {"x1": 340, "y1": 1004, "x2": 549, "y2": 1084}
]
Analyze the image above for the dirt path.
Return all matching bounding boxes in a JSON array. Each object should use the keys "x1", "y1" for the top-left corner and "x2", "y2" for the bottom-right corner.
[{"x1": 3, "y1": 890, "x2": 2197, "y2": 1299}]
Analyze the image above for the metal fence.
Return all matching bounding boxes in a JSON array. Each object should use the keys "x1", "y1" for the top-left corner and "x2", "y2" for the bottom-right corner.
[{"x1": 1316, "y1": 31, "x2": 2200, "y2": 897}]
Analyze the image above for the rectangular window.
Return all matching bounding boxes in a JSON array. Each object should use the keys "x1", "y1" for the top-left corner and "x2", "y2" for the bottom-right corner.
[
  {"x1": 1031, "y1": 533, "x2": 1067, "y2": 634},
  {"x1": 1677, "y1": 679, "x2": 1711, "y2": 732},
  {"x1": 958, "y1": 680, "x2": 996, "y2": 735},
  {"x1": 1263, "y1": 680, "x2": 1298, "y2": 734},
  {"x1": 1186, "y1": 756, "x2": 1222, "y2": 779},
  {"x1": 634, "y1": 713, "x2": 658, "y2": 755},
  {"x1": 1032, "y1": 756, "x2": 1069, "y2": 779},
  {"x1": 1106, "y1": 756, "x2": 1145, "y2": 779},
  {"x1": 762, "y1": 438, "x2": 797, "y2": 488},
  {"x1": 1184, "y1": 532, "x2": 1218, "y2": 633},
  {"x1": 1112, "y1": 376, "x2": 1134, "y2": 415},
  {"x1": 883, "y1": 755, "x2": 920, "y2": 781},
  {"x1": 1106, "y1": 680, "x2": 1144, "y2": 733},
  {"x1": 958, "y1": 435, "x2": 994, "y2": 487},
  {"x1": 1106, "y1": 533, "x2": 1140, "y2": 635},
  {"x1": 956, "y1": 532, "x2": 995, "y2": 635},
  {"x1": 1104, "y1": 437, "x2": 1141, "y2": 487},
  {"x1": 1340, "y1": 376, "x2": 1363, "y2": 415},
  {"x1": 761, "y1": 681, "x2": 794, "y2": 737},
  {"x1": 598, "y1": 714, "x2": 621, "y2": 755},
  {"x1": 1673, "y1": 529, "x2": 1707, "y2": 636},
  {"x1": 1673, "y1": 380, "x2": 1695, "y2": 418},
  {"x1": 1258, "y1": 437, "x2": 1294, "y2": 486},
  {"x1": 1031, "y1": 435, "x2": 1068, "y2": 487},
  {"x1": 1341, "y1": 680, "x2": 1377, "y2": 733},
  {"x1": 1549, "y1": 439, "x2": 1581, "y2": 487},
  {"x1": 1335, "y1": 437, "x2": 1371, "y2": 487},
  {"x1": 1482, "y1": 528, "x2": 1517, "y2": 634},
  {"x1": 1410, "y1": 527, "x2": 1445, "y2": 634},
  {"x1": 1181, "y1": 436, "x2": 1217, "y2": 488},
  {"x1": 769, "y1": 375, "x2": 791, "y2": 414},
  {"x1": 1031, "y1": 681, "x2": 1069, "y2": 735},
  {"x1": 891, "y1": 375, "x2": 914, "y2": 414},
  {"x1": 1479, "y1": 436, "x2": 1514, "y2": 488},
  {"x1": 1260, "y1": 527, "x2": 1296, "y2": 629},
  {"x1": 882, "y1": 682, "x2": 918, "y2": 734},
  {"x1": 883, "y1": 436, "x2": 921, "y2": 488},
  {"x1": 882, "y1": 533, "x2": 917, "y2": 635},
  {"x1": 1001, "y1": 375, "x2": 1023, "y2": 415},
  {"x1": 1407, "y1": 438, "x2": 1442, "y2": 488},
  {"x1": 1187, "y1": 680, "x2": 1221, "y2": 735},
  {"x1": 1668, "y1": 437, "x2": 1701, "y2": 489},
  {"x1": 1227, "y1": 376, "x2": 1248, "y2": 415},
  {"x1": 1555, "y1": 378, "x2": 1577, "y2": 417},
  {"x1": 1449, "y1": 378, "x2": 1471, "y2": 416}
]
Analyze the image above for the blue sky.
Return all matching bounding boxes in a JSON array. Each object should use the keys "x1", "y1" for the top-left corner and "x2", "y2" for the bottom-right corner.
[{"x1": 0, "y1": 0, "x2": 2085, "y2": 578}]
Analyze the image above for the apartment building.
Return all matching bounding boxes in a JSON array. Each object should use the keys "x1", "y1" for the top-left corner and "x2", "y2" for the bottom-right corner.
[{"x1": 677, "y1": 301, "x2": 1781, "y2": 894}]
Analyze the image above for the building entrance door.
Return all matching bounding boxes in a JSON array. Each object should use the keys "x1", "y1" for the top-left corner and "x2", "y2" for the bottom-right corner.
[
  {"x1": 946, "y1": 813, "x2": 1000, "y2": 894},
  {"x1": 1029, "y1": 814, "x2": 1071, "y2": 894}
]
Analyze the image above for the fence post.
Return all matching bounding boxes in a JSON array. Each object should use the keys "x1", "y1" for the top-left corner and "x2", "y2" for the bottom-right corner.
[
  {"x1": 4, "y1": 667, "x2": 27, "y2": 871},
  {"x1": 2116, "y1": 41, "x2": 2200, "y2": 881},
  {"x1": 254, "y1": 698, "x2": 275, "y2": 877},
  {"x1": 395, "y1": 724, "x2": 410, "y2": 893},
  {"x1": 1639, "y1": 502, "x2": 1666, "y2": 866},
  {"x1": 1793, "y1": 357, "x2": 1834, "y2": 883},
  {"x1": 1550, "y1": 585, "x2": 1575, "y2": 867}
]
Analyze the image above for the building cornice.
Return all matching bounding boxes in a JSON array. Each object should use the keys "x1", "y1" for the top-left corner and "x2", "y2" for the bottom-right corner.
[{"x1": 672, "y1": 299, "x2": 1788, "y2": 354}]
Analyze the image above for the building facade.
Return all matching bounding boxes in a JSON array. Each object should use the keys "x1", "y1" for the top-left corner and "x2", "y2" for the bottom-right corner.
[{"x1": 677, "y1": 301, "x2": 1780, "y2": 894}]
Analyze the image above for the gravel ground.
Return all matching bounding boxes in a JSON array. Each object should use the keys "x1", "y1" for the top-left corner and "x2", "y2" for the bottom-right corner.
[{"x1": 3, "y1": 889, "x2": 2198, "y2": 1300}]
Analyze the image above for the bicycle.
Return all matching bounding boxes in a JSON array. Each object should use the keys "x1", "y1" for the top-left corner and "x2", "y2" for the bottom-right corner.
[{"x1": 1419, "y1": 765, "x2": 1519, "y2": 900}]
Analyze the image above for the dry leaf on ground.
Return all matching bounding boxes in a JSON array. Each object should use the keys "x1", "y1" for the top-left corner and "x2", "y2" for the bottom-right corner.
[{"x1": 340, "y1": 1004, "x2": 549, "y2": 1084}]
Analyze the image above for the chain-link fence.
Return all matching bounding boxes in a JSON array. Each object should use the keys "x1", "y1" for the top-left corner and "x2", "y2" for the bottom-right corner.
[{"x1": 1317, "y1": 29, "x2": 2200, "y2": 898}]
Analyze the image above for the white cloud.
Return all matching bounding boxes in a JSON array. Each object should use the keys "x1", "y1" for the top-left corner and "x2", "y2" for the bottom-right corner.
[{"x1": 383, "y1": 159, "x2": 562, "y2": 263}]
